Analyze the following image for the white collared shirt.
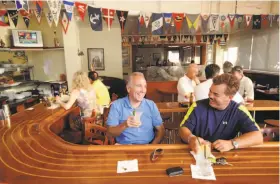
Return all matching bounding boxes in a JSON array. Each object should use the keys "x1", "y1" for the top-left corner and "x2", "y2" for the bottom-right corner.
[
  {"x1": 239, "y1": 76, "x2": 254, "y2": 100},
  {"x1": 194, "y1": 79, "x2": 244, "y2": 103},
  {"x1": 177, "y1": 75, "x2": 196, "y2": 102}
]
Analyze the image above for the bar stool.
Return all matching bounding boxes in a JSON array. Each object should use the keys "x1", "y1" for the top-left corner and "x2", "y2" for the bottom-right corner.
[{"x1": 264, "y1": 119, "x2": 279, "y2": 127}]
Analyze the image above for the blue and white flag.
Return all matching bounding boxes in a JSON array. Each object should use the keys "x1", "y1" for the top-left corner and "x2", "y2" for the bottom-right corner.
[
  {"x1": 152, "y1": 13, "x2": 163, "y2": 35},
  {"x1": 88, "y1": 6, "x2": 102, "y2": 31},
  {"x1": 163, "y1": 13, "x2": 172, "y2": 28},
  {"x1": 16, "y1": 0, "x2": 29, "y2": 12},
  {"x1": 63, "y1": 0, "x2": 74, "y2": 21}
]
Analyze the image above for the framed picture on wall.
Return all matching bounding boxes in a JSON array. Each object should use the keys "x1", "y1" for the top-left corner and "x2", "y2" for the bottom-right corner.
[
  {"x1": 153, "y1": 53, "x2": 161, "y2": 61},
  {"x1": 87, "y1": 48, "x2": 105, "y2": 71}
]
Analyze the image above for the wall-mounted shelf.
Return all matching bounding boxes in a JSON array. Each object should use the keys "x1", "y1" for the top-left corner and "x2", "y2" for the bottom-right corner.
[{"x1": 0, "y1": 47, "x2": 64, "y2": 51}]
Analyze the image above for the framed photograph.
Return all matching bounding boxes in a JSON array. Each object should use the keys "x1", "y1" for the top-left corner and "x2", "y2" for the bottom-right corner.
[
  {"x1": 153, "y1": 53, "x2": 161, "y2": 61},
  {"x1": 87, "y1": 48, "x2": 105, "y2": 70}
]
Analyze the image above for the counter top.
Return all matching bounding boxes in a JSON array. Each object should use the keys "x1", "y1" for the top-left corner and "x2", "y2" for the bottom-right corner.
[{"x1": 0, "y1": 104, "x2": 279, "y2": 184}]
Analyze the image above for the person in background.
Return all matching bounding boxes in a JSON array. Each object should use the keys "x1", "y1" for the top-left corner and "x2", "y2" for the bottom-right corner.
[
  {"x1": 180, "y1": 74, "x2": 263, "y2": 153},
  {"x1": 194, "y1": 64, "x2": 244, "y2": 103},
  {"x1": 56, "y1": 71, "x2": 96, "y2": 131},
  {"x1": 223, "y1": 61, "x2": 233, "y2": 74},
  {"x1": 177, "y1": 63, "x2": 200, "y2": 102},
  {"x1": 88, "y1": 71, "x2": 110, "y2": 108},
  {"x1": 232, "y1": 66, "x2": 254, "y2": 101},
  {"x1": 106, "y1": 72, "x2": 165, "y2": 144}
]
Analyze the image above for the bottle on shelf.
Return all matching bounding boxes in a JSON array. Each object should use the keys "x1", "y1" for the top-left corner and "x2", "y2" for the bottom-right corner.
[{"x1": 53, "y1": 30, "x2": 60, "y2": 47}]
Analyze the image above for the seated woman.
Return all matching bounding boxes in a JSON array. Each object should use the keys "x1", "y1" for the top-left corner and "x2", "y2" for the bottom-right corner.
[
  {"x1": 88, "y1": 71, "x2": 110, "y2": 109},
  {"x1": 56, "y1": 71, "x2": 96, "y2": 131}
]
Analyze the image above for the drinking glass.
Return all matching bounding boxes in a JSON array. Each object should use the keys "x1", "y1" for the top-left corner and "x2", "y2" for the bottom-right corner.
[{"x1": 134, "y1": 111, "x2": 143, "y2": 132}]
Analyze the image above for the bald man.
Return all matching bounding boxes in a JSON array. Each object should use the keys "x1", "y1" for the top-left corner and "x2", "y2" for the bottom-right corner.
[{"x1": 177, "y1": 64, "x2": 200, "y2": 102}]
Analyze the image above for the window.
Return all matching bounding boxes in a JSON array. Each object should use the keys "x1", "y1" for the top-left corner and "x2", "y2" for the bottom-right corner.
[{"x1": 168, "y1": 50, "x2": 180, "y2": 63}]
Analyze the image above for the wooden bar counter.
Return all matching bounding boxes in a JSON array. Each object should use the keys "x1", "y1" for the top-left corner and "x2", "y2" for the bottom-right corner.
[{"x1": 0, "y1": 104, "x2": 279, "y2": 184}]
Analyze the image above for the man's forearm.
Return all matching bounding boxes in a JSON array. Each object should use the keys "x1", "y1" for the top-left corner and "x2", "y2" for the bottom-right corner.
[
  {"x1": 235, "y1": 131, "x2": 263, "y2": 148},
  {"x1": 179, "y1": 127, "x2": 193, "y2": 143},
  {"x1": 107, "y1": 122, "x2": 127, "y2": 137},
  {"x1": 151, "y1": 125, "x2": 165, "y2": 144}
]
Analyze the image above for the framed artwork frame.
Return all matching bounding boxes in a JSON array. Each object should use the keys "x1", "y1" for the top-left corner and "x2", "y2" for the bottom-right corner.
[
  {"x1": 87, "y1": 48, "x2": 105, "y2": 70},
  {"x1": 153, "y1": 53, "x2": 161, "y2": 61}
]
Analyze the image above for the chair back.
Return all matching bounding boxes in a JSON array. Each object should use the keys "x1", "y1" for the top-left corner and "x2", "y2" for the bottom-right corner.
[
  {"x1": 83, "y1": 116, "x2": 115, "y2": 145},
  {"x1": 261, "y1": 127, "x2": 279, "y2": 141}
]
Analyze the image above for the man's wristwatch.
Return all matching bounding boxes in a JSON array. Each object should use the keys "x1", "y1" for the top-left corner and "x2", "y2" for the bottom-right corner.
[{"x1": 231, "y1": 139, "x2": 239, "y2": 149}]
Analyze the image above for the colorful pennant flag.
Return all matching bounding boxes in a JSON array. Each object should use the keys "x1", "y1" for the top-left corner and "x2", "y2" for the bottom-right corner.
[
  {"x1": 209, "y1": 35, "x2": 215, "y2": 44},
  {"x1": 7, "y1": 10, "x2": 18, "y2": 27},
  {"x1": 75, "y1": 1, "x2": 87, "y2": 21},
  {"x1": 200, "y1": 14, "x2": 209, "y2": 32},
  {"x1": 228, "y1": 14, "x2": 235, "y2": 28},
  {"x1": 45, "y1": 10, "x2": 53, "y2": 27},
  {"x1": 151, "y1": 13, "x2": 163, "y2": 35},
  {"x1": 19, "y1": 10, "x2": 30, "y2": 28},
  {"x1": 15, "y1": 0, "x2": 28, "y2": 12},
  {"x1": 210, "y1": 14, "x2": 219, "y2": 31},
  {"x1": 186, "y1": 14, "x2": 200, "y2": 30},
  {"x1": 34, "y1": 0, "x2": 43, "y2": 14},
  {"x1": 138, "y1": 12, "x2": 145, "y2": 27},
  {"x1": 88, "y1": 6, "x2": 102, "y2": 31},
  {"x1": 61, "y1": 10, "x2": 69, "y2": 34},
  {"x1": 33, "y1": 9, "x2": 42, "y2": 24},
  {"x1": 261, "y1": 14, "x2": 269, "y2": 28},
  {"x1": 235, "y1": 14, "x2": 244, "y2": 29},
  {"x1": 0, "y1": 10, "x2": 9, "y2": 26},
  {"x1": 172, "y1": 13, "x2": 184, "y2": 32},
  {"x1": 102, "y1": 8, "x2": 115, "y2": 31},
  {"x1": 202, "y1": 35, "x2": 207, "y2": 42},
  {"x1": 144, "y1": 12, "x2": 152, "y2": 28},
  {"x1": 195, "y1": 35, "x2": 201, "y2": 43},
  {"x1": 47, "y1": 0, "x2": 62, "y2": 27},
  {"x1": 252, "y1": 15, "x2": 261, "y2": 29},
  {"x1": 116, "y1": 10, "x2": 128, "y2": 34},
  {"x1": 224, "y1": 34, "x2": 228, "y2": 42},
  {"x1": 245, "y1": 15, "x2": 252, "y2": 27},
  {"x1": 163, "y1": 13, "x2": 172, "y2": 28},
  {"x1": 63, "y1": 0, "x2": 74, "y2": 21},
  {"x1": 220, "y1": 14, "x2": 228, "y2": 30}
]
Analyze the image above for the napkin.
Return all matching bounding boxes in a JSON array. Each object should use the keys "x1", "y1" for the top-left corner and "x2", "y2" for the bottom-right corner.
[
  {"x1": 117, "y1": 159, "x2": 139, "y2": 173},
  {"x1": 190, "y1": 164, "x2": 216, "y2": 180}
]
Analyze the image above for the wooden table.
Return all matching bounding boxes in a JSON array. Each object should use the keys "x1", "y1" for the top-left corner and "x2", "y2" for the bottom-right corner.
[
  {"x1": 0, "y1": 103, "x2": 279, "y2": 183},
  {"x1": 157, "y1": 100, "x2": 280, "y2": 116},
  {"x1": 157, "y1": 88, "x2": 178, "y2": 102}
]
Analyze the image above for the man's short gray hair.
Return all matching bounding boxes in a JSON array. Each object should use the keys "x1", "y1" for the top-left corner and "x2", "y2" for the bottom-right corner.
[
  {"x1": 223, "y1": 61, "x2": 233, "y2": 74},
  {"x1": 127, "y1": 72, "x2": 145, "y2": 87}
]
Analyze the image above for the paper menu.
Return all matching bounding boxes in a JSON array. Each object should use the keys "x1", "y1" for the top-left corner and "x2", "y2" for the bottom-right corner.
[
  {"x1": 117, "y1": 159, "x2": 139, "y2": 173},
  {"x1": 190, "y1": 164, "x2": 216, "y2": 180}
]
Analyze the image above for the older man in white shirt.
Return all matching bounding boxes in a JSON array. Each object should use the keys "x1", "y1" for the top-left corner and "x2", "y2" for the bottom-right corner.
[
  {"x1": 177, "y1": 63, "x2": 200, "y2": 102},
  {"x1": 195, "y1": 64, "x2": 244, "y2": 103},
  {"x1": 232, "y1": 66, "x2": 254, "y2": 101}
]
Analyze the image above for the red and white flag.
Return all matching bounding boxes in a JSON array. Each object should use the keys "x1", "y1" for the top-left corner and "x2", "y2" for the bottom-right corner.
[
  {"x1": 245, "y1": 15, "x2": 252, "y2": 27},
  {"x1": 172, "y1": 13, "x2": 184, "y2": 32},
  {"x1": 228, "y1": 14, "x2": 235, "y2": 28},
  {"x1": 144, "y1": 12, "x2": 152, "y2": 28},
  {"x1": 75, "y1": 1, "x2": 87, "y2": 21},
  {"x1": 102, "y1": 8, "x2": 115, "y2": 31},
  {"x1": 61, "y1": 10, "x2": 69, "y2": 34}
]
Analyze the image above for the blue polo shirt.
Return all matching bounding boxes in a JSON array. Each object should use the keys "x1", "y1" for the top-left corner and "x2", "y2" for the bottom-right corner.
[
  {"x1": 180, "y1": 99, "x2": 260, "y2": 142},
  {"x1": 107, "y1": 96, "x2": 163, "y2": 144}
]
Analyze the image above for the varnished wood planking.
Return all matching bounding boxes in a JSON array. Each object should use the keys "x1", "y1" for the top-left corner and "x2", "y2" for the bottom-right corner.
[{"x1": 0, "y1": 104, "x2": 279, "y2": 183}]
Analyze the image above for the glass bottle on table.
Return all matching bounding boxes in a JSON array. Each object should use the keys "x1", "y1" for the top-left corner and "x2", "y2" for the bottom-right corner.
[{"x1": 243, "y1": 90, "x2": 248, "y2": 102}]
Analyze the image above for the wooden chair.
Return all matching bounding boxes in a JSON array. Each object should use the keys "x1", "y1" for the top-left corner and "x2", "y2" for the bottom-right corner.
[
  {"x1": 261, "y1": 127, "x2": 279, "y2": 141},
  {"x1": 83, "y1": 116, "x2": 115, "y2": 145}
]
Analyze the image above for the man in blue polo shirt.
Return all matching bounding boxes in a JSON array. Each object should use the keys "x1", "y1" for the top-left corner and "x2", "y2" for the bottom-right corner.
[
  {"x1": 107, "y1": 72, "x2": 164, "y2": 144},
  {"x1": 180, "y1": 73, "x2": 263, "y2": 153}
]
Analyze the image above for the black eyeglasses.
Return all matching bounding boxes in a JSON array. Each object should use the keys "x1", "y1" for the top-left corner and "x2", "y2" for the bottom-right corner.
[{"x1": 150, "y1": 148, "x2": 164, "y2": 162}]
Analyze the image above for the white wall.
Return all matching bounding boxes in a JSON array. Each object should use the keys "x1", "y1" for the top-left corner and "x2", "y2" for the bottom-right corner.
[{"x1": 78, "y1": 12, "x2": 123, "y2": 79}]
